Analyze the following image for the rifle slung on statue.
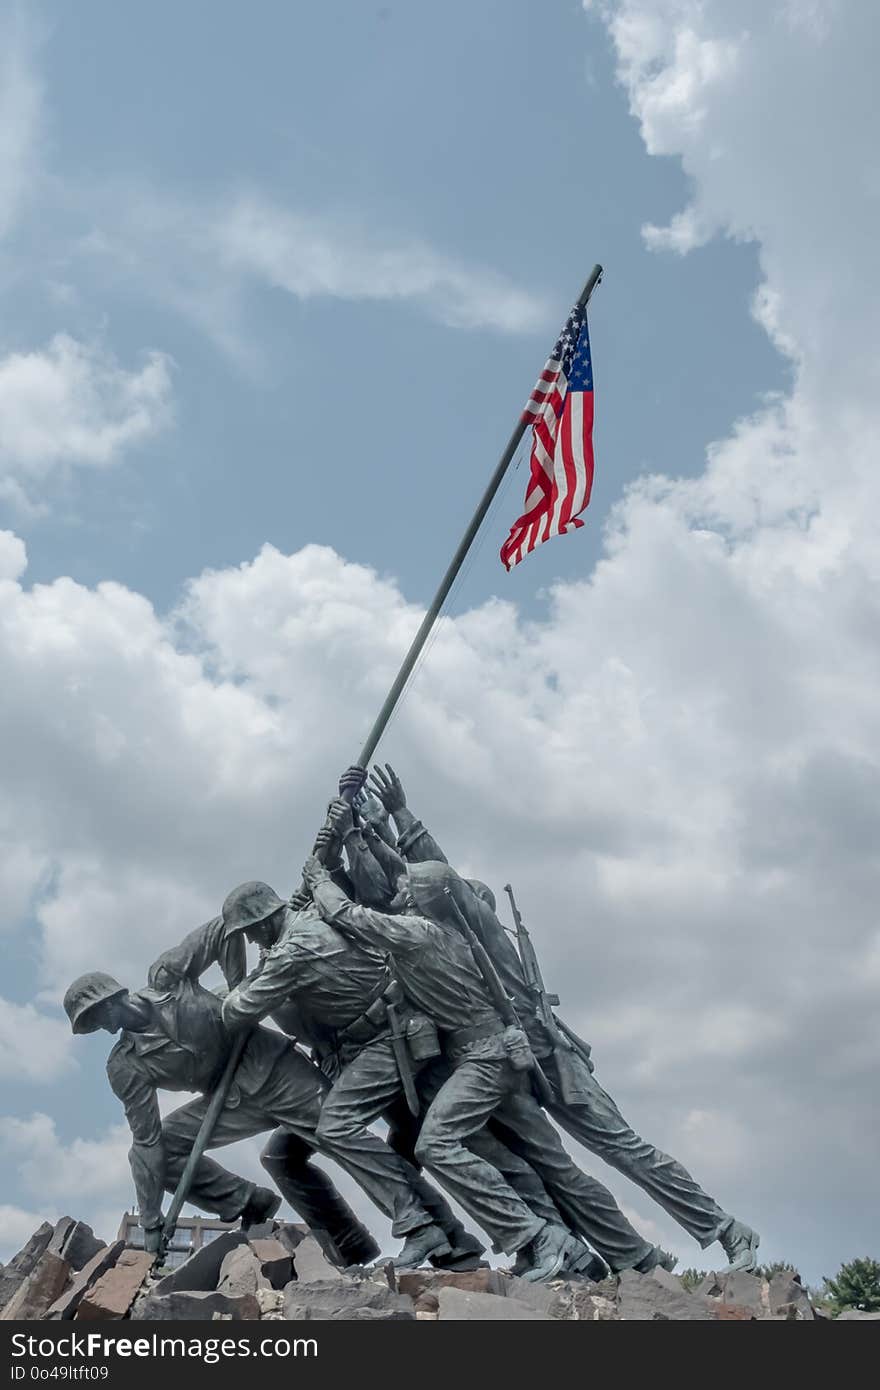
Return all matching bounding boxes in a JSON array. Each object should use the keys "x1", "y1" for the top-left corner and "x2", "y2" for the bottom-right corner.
[
  {"x1": 504, "y1": 883, "x2": 595, "y2": 1106},
  {"x1": 441, "y1": 887, "x2": 554, "y2": 1107}
]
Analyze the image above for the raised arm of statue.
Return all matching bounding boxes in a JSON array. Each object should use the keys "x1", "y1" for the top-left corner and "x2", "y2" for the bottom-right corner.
[
  {"x1": 326, "y1": 796, "x2": 401, "y2": 906},
  {"x1": 368, "y1": 764, "x2": 449, "y2": 864},
  {"x1": 304, "y1": 856, "x2": 428, "y2": 957},
  {"x1": 147, "y1": 916, "x2": 245, "y2": 993}
]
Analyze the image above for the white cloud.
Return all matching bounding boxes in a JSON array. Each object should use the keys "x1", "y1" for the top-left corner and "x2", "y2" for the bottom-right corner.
[
  {"x1": 0, "y1": 999, "x2": 73, "y2": 1082},
  {"x1": 0, "y1": 1113, "x2": 130, "y2": 1205},
  {"x1": 0, "y1": 334, "x2": 173, "y2": 493},
  {"x1": 213, "y1": 194, "x2": 550, "y2": 333},
  {"x1": 0, "y1": 502, "x2": 878, "y2": 1275},
  {"x1": 74, "y1": 187, "x2": 550, "y2": 357},
  {"x1": 1, "y1": 0, "x2": 879, "y2": 1284},
  {"x1": 0, "y1": 1115, "x2": 133, "y2": 1259},
  {"x1": 0, "y1": 6, "x2": 43, "y2": 240}
]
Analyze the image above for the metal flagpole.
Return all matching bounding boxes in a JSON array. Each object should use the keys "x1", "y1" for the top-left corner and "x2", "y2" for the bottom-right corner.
[
  {"x1": 159, "y1": 263, "x2": 604, "y2": 1255},
  {"x1": 354, "y1": 262, "x2": 603, "y2": 770}
]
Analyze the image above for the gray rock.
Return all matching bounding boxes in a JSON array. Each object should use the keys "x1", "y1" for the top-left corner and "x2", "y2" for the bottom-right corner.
[
  {"x1": 617, "y1": 1268, "x2": 712, "y2": 1321},
  {"x1": 0, "y1": 1252, "x2": 71, "y2": 1320},
  {"x1": 217, "y1": 1246, "x2": 269, "y2": 1298},
  {"x1": 437, "y1": 1286, "x2": 549, "y2": 1320},
  {"x1": 242, "y1": 1220, "x2": 278, "y2": 1241},
  {"x1": 47, "y1": 1219, "x2": 77, "y2": 1257},
  {"x1": 76, "y1": 1250, "x2": 156, "y2": 1320},
  {"x1": 396, "y1": 1267, "x2": 510, "y2": 1301},
  {"x1": 290, "y1": 1236, "x2": 344, "y2": 1284},
  {"x1": 282, "y1": 1277, "x2": 415, "y2": 1321},
  {"x1": 152, "y1": 1229, "x2": 249, "y2": 1294},
  {"x1": 768, "y1": 1272, "x2": 813, "y2": 1320},
  {"x1": 836, "y1": 1309, "x2": 880, "y2": 1319},
  {"x1": 134, "y1": 1290, "x2": 261, "y2": 1321},
  {"x1": 504, "y1": 1277, "x2": 570, "y2": 1317},
  {"x1": 45, "y1": 1242, "x2": 125, "y2": 1320},
  {"x1": 274, "y1": 1223, "x2": 309, "y2": 1255},
  {"x1": 248, "y1": 1238, "x2": 293, "y2": 1290},
  {"x1": 0, "y1": 1222, "x2": 55, "y2": 1312},
  {"x1": 719, "y1": 1270, "x2": 768, "y2": 1315},
  {"x1": 56, "y1": 1223, "x2": 106, "y2": 1272}
]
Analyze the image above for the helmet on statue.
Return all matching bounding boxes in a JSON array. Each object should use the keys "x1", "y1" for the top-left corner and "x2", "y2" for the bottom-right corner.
[
  {"x1": 222, "y1": 880, "x2": 286, "y2": 936},
  {"x1": 63, "y1": 971, "x2": 127, "y2": 1034},
  {"x1": 465, "y1": 879, "x2": 497, "y2": 913}
]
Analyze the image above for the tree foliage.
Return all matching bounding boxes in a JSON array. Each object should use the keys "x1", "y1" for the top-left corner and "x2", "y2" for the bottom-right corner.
[{"x1": 823, "y1": 1257, "x2": 880, "y2": 1315}]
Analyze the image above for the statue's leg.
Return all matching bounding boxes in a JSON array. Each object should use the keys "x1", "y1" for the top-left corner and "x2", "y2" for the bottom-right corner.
[
  {"x1": 545, "y1": 1057, "x2": 728, "y2": 1248},
  {"x1": 388, "y1": 1056, "x2": 562, "y2": 1229},
  {"x1": 161, "y1": 1097, "x2": 265, "y2": 1220},
  {"x1": 489, "y1": 1085, "x2": 657, "y2": 1273},
  {"x1": 413, "y1": 1058, "x2": 545, "y2": 1256},
  {"x1": 279, "y1": 1037, "x2": 440, "y2": 1241},
  {"x1": 259, "y1": 1129, "x2": 378, "y2": 1265}
]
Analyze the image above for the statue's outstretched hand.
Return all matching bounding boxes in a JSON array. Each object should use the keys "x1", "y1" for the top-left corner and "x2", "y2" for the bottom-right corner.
[{"x1": 369, "y1": 763, "x2": 407, "y2": 814}]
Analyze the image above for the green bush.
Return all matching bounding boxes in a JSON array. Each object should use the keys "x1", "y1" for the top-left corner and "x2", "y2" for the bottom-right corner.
[{"x1": 823, "y1": 1257, "x2": 880, "y2": 1316}]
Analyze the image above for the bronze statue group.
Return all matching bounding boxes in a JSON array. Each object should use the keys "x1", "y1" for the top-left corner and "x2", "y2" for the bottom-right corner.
[{"x1": 64, "y1": 764, "x2": 760, "y2": 1283}]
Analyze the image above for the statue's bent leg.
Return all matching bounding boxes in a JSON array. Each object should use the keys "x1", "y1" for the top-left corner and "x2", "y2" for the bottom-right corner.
[
  {"x1": 387, "y1": 1058, "x2": 559, "y2": 1242},
  {"x1": 413, "y1": 1058, "x2": 545, "y2": 1256},
  {"x1": 489, "y1": 1085, "x2": 656, "y2": 1273},
  {"x1": 161, "y1": 1096, "x2": 268, "y2": 1221},
  {"x1": 259, "y1": 1129, "x2": 378, "y2": 1265},
  {"x1": 546, "y1": 1059, "x2": 727, "y2": 1247},
  {"x1": 308, "y1": 1038, "x2": 445, "y2": 1239}
]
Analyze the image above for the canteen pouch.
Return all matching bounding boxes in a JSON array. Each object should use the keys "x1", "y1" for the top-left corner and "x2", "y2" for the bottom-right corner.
[
  {"x1": 406, "y1": 1013, "x2": 441, "y2": 1062},
  {"x1": 553, "y1": 1044, "x2": 596, "y2": 1105},
  {"x1": 503, "y1": 1024, "x2": 533, "y2": 1073}
]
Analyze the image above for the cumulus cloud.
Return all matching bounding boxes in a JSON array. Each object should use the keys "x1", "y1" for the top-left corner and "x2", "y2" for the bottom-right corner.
[
  {"x1": 0, "y1": 1115, "x2": 134, "y2": 1260},
  {"x1": 0, "y1": 999, "x2": 73, "y2": 1082},
  {"x1": 0, "y1": 494, "x2": 878, "y2": 1273},
  {"x1": 1, "y1": 0, "x2": 879, "y2": 1283},
  {"x1": 0, "y1": 335, "x2": 173, "y2": 501}
]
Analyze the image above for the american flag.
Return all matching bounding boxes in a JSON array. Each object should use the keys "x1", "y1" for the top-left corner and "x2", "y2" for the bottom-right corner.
[{"x1": 499, "y1": 302, "x2": 595, "y2": 570}]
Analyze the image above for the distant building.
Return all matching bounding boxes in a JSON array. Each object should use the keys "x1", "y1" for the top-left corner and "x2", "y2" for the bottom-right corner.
[
  {"x1": 116, "y1": 1211, "x2": 312, "y2": 1270},
  {"x1": 116, "y1": 1211, "x2": 238, "y2": 1269}
]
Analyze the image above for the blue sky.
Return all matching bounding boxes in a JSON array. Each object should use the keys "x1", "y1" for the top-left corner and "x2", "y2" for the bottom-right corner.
[
  {"x1": 10, "y1": 0, "x2": 782, "y2": 610},
  {"x1": 1, "y1": 0, "x2": 878, "y2": 1288}
]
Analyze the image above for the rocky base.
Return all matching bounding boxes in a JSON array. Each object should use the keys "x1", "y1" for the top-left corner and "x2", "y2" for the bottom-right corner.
[{"x1": 1, "y1": 1217, "x2": 874, "y2": 1321}]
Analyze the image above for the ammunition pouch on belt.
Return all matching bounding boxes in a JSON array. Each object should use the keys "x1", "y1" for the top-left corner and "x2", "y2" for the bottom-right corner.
[
  {"x1": 552, "y1": 1044, "x2": 596, "y2": 1105},
  {"x1": 405, "y1": 1013, "x2": 441, "y2": 1062},
  {"x1": 502, "y1": 1024, "x2": 534, "y2": 1073}
]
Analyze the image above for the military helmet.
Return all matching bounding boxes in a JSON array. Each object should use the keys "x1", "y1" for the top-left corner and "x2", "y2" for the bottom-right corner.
[
  {"x1": 405, "y1": 862, "x2": 462, "y2": 925},
  {"x1": 63, "y1": 972, "x2": 127, "y2": 1034},
  {"x1": 222, "y1": 880, "x2": 286, "y2": 935},
  {"x1": 465, "y1": 879, "x2": 496, "y2": 914}
]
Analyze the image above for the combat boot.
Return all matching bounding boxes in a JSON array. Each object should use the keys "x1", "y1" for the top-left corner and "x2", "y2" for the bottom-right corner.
[
  {"x1": 716, "y1": 1217, "x2": 760, "y2": 1272},
  {"x1": 634, "y1": 1244, "x2": 678, "y2": 1273},
  {"x1": 390, "y1": 1222, "x2": 453, "y2": 1270},
  {"x1": 430, "y1": 1228, "x2": 487, "y2": 1272},
  {"x1": 239, "y1": 1186, "x2": 282, "y2": 1229},
  {"x1": 519, "y1": 1222, "x2": 568, "y2": 1283},
  {"x1": 562, "y1": 1235, "x2": 608, "y2": 1282}
]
